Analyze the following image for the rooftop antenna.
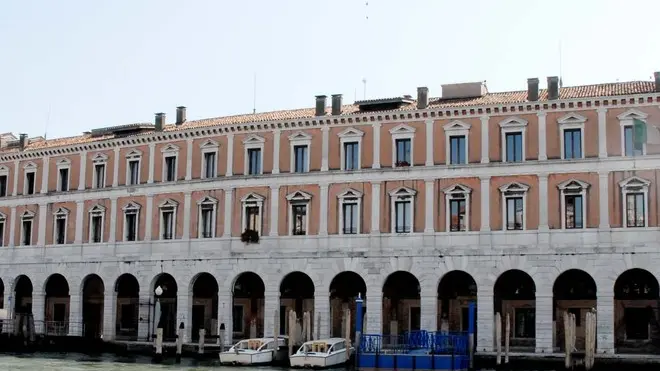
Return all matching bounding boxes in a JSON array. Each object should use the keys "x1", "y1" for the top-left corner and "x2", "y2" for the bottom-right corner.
[
  {"x1": 559, "y1": 40, "x2": 564, "y2": 88},
  {"x1": 252, "y1": 72, "x2": 257, "y2": 114}
]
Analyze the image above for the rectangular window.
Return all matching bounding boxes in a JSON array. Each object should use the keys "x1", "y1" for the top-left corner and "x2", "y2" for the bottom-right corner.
[
  {"x1": 505, "y1": 197, "x2": 524, "y2": 230},
  {"x1": 505, "y1": 132, "x2": 523, "y2": 162},
  {"x1": 25, "y1": 172, "x2": 35, "y2": 195},
  {"x1": 125, "y1": 212, "x2": 138, "y2": 241},
  {"x1": 563, "y1": 128, "x2": 582, "y2": 159},
  {"x1": 0, "y1": 221, "x2": 4, "y2": 247},
  {"x1": 22, "y1": 219, "x2": 32, "y2": 245},
  {"x1": 624, "y1": 307, "x2": 650, "y2": 340},
  {"x1": 164, "y1": 156, "x2": 176, "y2": 182},
  {"x1": 55, "y1": 216, "x2": 66, "y2": 244},
  {"x1": 564, "y1": 194, "x2": 583, "y2": 229},
  {"x1": 247, "y1": 148, "x2": 261, "y2": 175},
  {"x1": 0, "y1": 175, "x2": 7, "y2": 197},
  {"x1": 58, "y1": 168, "x2": 69, "y2": 191},
  {"x1": 245, "y1": 206, "x2": 260, "y2": 232},
  {"x1": 232, "y1": 305, "x2": 244, "y2": 333},
  {"x1": 626, "y1": 193, "x2": 645, "y2": 227},
  {"x1": 449, "y1": 135, "x2": 466, "y2": 165},
  {"x1": 395, "y1": 200, "x2": 411, "y2": 233},
  {"x1": 624, "y1": 126, "x2": 643, "y2": 157},
  {"x1": 203, "y1": 152, "x2": 216, "y2": 178},
  {"x1": 90, "y1": 214, "x2": 103, "y2": 243},
  {"x1": 291, "y1": 204, "x2": 307, "y2": 235},
  {"x1": 200, "y1": 205, "x2": 214, "y2": 238},
  {"x1": 128, "y1": 160, "x2": 139, "y2": 185},
  {"x1": 344, "y1": 142, "x2": 359, "y2": 170},
  {"x1": 449, "y1": 198, "x2": 467, "y2": 231},
  {"x1": 293, "y1": 145, "x2": 308, "y2": 173},
  {"x1": 514, "y1": 308, "x2": 535, "y2": 338},
  {"x1": 342, "y1": 201, "x2": 358, "y2": 234},
  {"x1": 162, "y1": 209, "x2": 174, "y2": 240},
  {"x1": 395, "y1": 138, "x2": 411, "y2": 166},
  {"x1": 94, "y1": 164, "x2": 105, "y2": 189}
]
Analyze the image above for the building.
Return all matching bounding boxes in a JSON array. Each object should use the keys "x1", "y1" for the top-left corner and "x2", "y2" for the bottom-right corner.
[{"x1": 0, "y1": 73, "x2": 660, "y2": 354}]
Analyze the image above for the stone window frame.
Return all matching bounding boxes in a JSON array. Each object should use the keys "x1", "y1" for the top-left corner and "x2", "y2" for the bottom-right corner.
[
  {"x1": 241, "y1": 192, "x2": 265, "y2": 235},
  {"x1": 200, "y1": 139, "x2": 220, "y2": 179},
  {"x1": 289, "y1": 131, "x2": 312, "y2": 173},
  {"x1": 125, "y1": 149, "x2": 142, "y2": 186},
  {"x1": 197, "y1": 196, "x2": 218, "y2": 238},
  {"x1": 0, "y1": 165, "x2": 9, "y2": 197},
  {"x1": 337, "y1": 188, "x2": 363, "y2": 235},
  {"x1": 88, "y1": 204, "x2": 106, "y2": 243},
  {"x1": 243, "y1": 134, "x2": 265, "y2": 176},
  {"x1": 20, "y1": 210, "x2": 35, "y2": 246},
  {"x1": 557, "y1": 179, "x2": 590, "y2": 229},
  {"x1": 122, "y1": 201, "x2": 141, "y2": 242},
  {"x1": 618, "y1": 108, "x2": 648, "y2": 157},
  {"x1": 499, "y1": 181, "x2": 530, "y2": 231},
  {"x1": 443, "y1": 184, "x2": 472, "y2": 232},
  {"x1": 161, "y1": 143, "x2": 180, "y2": 182},
  {"x1": 56, "y1": 157, "x2": 71, "y2": 192},
  {"x1": 286, "y1": 190, "x2": 312, "y2": 236},
  {"x1": 499, "y1": 117, "x2": 528, "y2": 163},
  {"x1": 159, "y1": 199, "x2": 178, "y2": 240},
  {"x1": 443, "y1": 120, "x2": 471, "y2": 165},
  {"x1": 389, "y1": 124, "x2": 416, "y2": 168},
  {"x1": 558, "y1": 113, "x2": 587, "y2": 160},
  {"x1": 91, "y1": 153, "x2": 108, "y2": 189},
  {"x1": 619, "y1": 175, "x2": 650, "y2": 228},
  {"x1": 338, "y1": 127, "x2": 364, "y2": 171},
  {"x1": 23, "y1": 161, "x2": 37, "y2": 195},
  {"x1": 389, "y1": 186, "x2": 417, "y2": 234},
  {"x1": 52, "y1": 207, "x2": 69, "y2": 245},
  {"x1": 0, "y1": 211, "x2": 6, "y2": 247}
]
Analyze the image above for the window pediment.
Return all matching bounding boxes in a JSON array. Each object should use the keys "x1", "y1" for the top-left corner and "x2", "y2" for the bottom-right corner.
[
  {"x1": 243, "y1": 134, "x2": 265, "y2": 144},
  {"x1": 389, "y1": 186, "x2": 417, "y2": 198},
  {"x1": 0, "y1": 165, "x2": 8, "y2": 174},
  {"x1": 337, "y1": 127, "x2": 365, "y2": 138},
  {"x1": 0, "y1": 212, "x2": 6, "y2": 221},
  {"x1": 197, "y1": 195, "x2": 218, "y2": 205},
  {"x1": 89, "y1": 204, "x2": 106, "y2": 213},
  {"x1": 337, "y1": 188, "x2": 363, "y2": 199},
  {"x1": 240, "y1": 192, "x2": 265, "y2": 204},
  {"x1": 126, "y1": 149, "x2": 142, "y2": 158},
  {"x1": 21, "y1": 210, "x2": 35, "y2": 219},
  {"x1": 558, "y1": 112, "x2": 587, "y2": 125},
  {"x1": 442, "y1": 184, "x2": 472, "y2": 195},
  {"x1": 159, "y1": 199, "x2": 178, "y2": 208},
  {"x1": 23, "y1": 161, "x2": 37, "y2": 170},
  {"x1": 619, "y1": 176, "x2": 651, "y2": 189},
  {"x1": 200, "y1": 138, "x2": 219, "y2": 149},
  {"x1": 122, "y1": 201, "x2": 141, "y2": 211},
  {"x1": 288, "y1": 131, "x2": 312, "y2": 142},
  {"x1": 557, "y1": 179, "x2": 590, "y2": 191},
  {"x1": 92, "y1": 153, "x2": 108, "y2": 163},
  {"x1": 56, "y1": 157, "x2": 71, "y2": 166},
  {"x1": 617, "y1": 108, "x2": 648, "y2": 121},
  {"x1": 286, "y1": 190, "x2": 312, "y2": 202},
  {"x1": 161, "y1": 143, "x2": 180, "y2": 153},
  {"x1": 53, "y1": 207, "x2": 69, "y2": 216},
  {"x1": 443, "y1": 120, "x2": 471, "y2": 132},
  {"x1": 498, "y1": 181, "x2": 530, "y2": 194},
  {"x1": 498, "y1": 117, "x2": 528, "y2": 128},
  {"x1": 389, "y1": 123, "x2": 416, "y2": 135}
]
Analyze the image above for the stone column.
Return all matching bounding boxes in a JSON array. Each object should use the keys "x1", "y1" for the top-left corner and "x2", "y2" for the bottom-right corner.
[
  {"x1": 535, "y1": 293, "x2": 553, "y2": 353},
  {"x1": 425, "y1": 119, "x2": 434, "y2": 166},
  {"x1": 223, "y1": 188, "x2": 233, "y2": 237},
  {"x1": 321, "y1": 127, "x2": 329, "y2": 171},
  {"x1": 102, "y1": 290, "x2": 117, "y2": 341},
  {"x1": 74, "y1": 201, "x2": 84, "y2": 244},
  {"x1": 319, "y1": 184, "x2": 329, "y2": 236},
  {"x1": 480, "y1": 176, "x2": 491, "y2": 231},
  {"x1": 78, "y1": 151, "x2": 87, "y2": 190},
  {"x1": 40, "y1": 156, "x2": 49, "y2": 194},
  {"x1": 8, "y1": 206, "x2": 16, "y2": 247},
  {"x1": 365, "y1": 284, "x2": 382, "y2": 335},
  {"x1": 185, "y1": 138, "x2": 193, "y2": 180},
  {"x1": 182, "y1": 191, "x2": 192, "y2": 239},
  {"x1": 108, "y1": 197, "x2": 117, "y2": 243},
  {"x1": 538, "y1": 174, "x2": 550, "y2": 247},
  {"x1": 112, "y1": 147, "x2": 120, "y2": 187},
  {"x1": 272, "y1": 129, "x2": 281, "y2": 175},
  {"x1": 314, "y1": 291, "x2": 330, "y2": 339},
  {"x1": 31, "y1": 288, "x2": 45, "y2": 334},
  {"x1": 11, "y1": 160, "x2": 19, "y2": 196},
  {"x1": 476, "y1": 286, "x2": 493, "y2": 352},
  {"x1": 147, "y1": 143, "x2": 155, "y2": 184},
  {"x1": 225, "y1": 133, "x2": 234, "y2": 177},
  {"x1": 599, "y1": 171, "x2": 610, "y2": 229},
  {"x1": 177, "y1": 291, "x2": 191, "y2": 342},
  {"x1": 371, "y1": 182, "x2": 381, "y2": 234},
  {"x1": 37, "y1": 203, "x2": 48, "y2": 246},
  {"x1": 480, "y1": 116, "x2": 489, "y2": 164},
  {"x1": 145, "y1": 195, "x2": 153, "y2": 241},
  {"x1": 537, "y1": 112, "x2": 547, "y2": 161},
  {"x1": 137, "y1": 288, "x2": 151, "y2": 341},
  {"x1": 597, "y1": 107, "x2": 608, "y2": 158},
  {"x1": 269, "y1": 186, "x2": 279, "y2": 237},
  {"x1": 68, "y1": 293, "x2": 82, "y2": 336},
  {"x1": 424, "y1": 180, "x2": 435, "y2": 233},
  {"x1": 596, "y1": 292, "x2": 614, "y2": 354},
  {"x1": 372, "y1": 122, "x2": 381, "y2": 169},
  {"x1": 218, "y1": 291, "x2": 233, "y2": 345},
  {"x1": 420, "y1": 292, "x2": 437, "y2": 332}
]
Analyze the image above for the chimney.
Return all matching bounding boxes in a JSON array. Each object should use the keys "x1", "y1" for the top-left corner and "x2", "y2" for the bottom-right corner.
[
  {"x1": 654, "y1": 71, "x2": 660, "y2": 92},
  {"x1": 19, "y1": 133, "x2": 27, "y2": 151},
  {"x1": 331, "y1": 94, "x2": 343, "y2": 115},
  {"x1": 547, "y1": 76, "x2": 559, "y2": 100},
  {"x1": 527, "y1": 78, "x2": 539, "y2": 101},
  {"x1": 417, "y1": 87, "x2": 429, "y2": 109},
  {"x1": 176, "y1": 106, "x2": 187, "y2": 125},
  {"x1": 154, "y1": 112, "x2": 165, "y2": 131},
  {"x1": 315, "y1": 95, "x2": 327, "y2": 116}
]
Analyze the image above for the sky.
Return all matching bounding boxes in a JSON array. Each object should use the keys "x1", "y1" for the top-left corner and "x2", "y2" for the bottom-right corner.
[{"x1": 1, "y1": 0, "x2": 658, "y2": 140}]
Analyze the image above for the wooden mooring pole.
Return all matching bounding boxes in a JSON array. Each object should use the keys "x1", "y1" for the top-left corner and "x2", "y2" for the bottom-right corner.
[{"x1": 495, "y1": 312, "x2": 502, "y2": 365}]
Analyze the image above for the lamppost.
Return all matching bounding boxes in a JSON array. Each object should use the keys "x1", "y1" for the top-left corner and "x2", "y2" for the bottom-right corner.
[{"x1": 154, "y1": 286, "x2": 163, "y2": 332}]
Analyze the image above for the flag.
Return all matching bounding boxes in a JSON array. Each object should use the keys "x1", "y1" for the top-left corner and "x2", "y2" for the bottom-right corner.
[{"x1": 633, "y1": 118, "x2": 647, "y2": 151}]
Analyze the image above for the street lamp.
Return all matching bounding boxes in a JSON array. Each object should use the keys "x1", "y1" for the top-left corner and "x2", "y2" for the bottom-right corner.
[{"x1": 154, "y1": 286, "x2": 163, "y2": 331}]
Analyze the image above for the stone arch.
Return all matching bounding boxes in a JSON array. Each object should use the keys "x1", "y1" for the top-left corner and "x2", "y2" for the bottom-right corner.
[
  {"x1": 190, "y1": 272, "x2": 219, "y2": 341},
  {"x1": 279, "y1": 271, "x2": 315, "y2": 337},
  {"x1": 382, "y1": 270, "x2": 421, "y2": 335},
  {"x1": 232, "y1": 271, "x2": 266, "y2": 339},
  {"x1": 114, "y1": 273, "x2": 140, "y2": 340},
  {"x1": 493, "y1": 269, "x2": 536, "y2": 350},
  {"x1": 613, "y1": 268, "x2": 660, "y2": 351},
  {"x1": 437, "y1": 270, "x2": 477, "y2": 333},
  {"x1": 329, "y1": 271, "x2": 367, "y2": 339},
  {"x1": 81, "y1": 274, "x2": 105, "y2": 339},
  {"x1": 44, "y1": 273, "x2": 70, "y2": 335},
  {"x1": 13, "y1": 275, "x2": 33, "y2": 314},
  {"x1": 152, "y1": 273, "x2": 178, "y2": 340},
  {"x1": 552, "y1": 269, "x2": 597, "y2": 351}
]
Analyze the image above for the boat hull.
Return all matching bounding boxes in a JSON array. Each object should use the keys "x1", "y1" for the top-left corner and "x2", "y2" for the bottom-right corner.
[
  {"x1": 219, "y1": 350, "x2": 274, "y2": 365},
  {"x1": 289, "y1": 348, "x2": 352, "y2": 369}
]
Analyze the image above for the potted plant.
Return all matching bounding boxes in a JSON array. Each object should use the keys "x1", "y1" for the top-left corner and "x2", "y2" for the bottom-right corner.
[
  {"x1": 395, "y1": 160, "x2": 410, "y2": 167},
  {"x1": 241, "y1": 229, "x2": 260, "y2": 244}
]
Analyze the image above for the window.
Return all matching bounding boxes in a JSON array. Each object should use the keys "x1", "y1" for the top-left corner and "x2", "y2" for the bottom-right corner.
[
  {"x1": 443, "y1": 184, "x2": 472, "y2": 232},
  {"x1": 53, "y1": 207, "x2": 69, "y2": 245},
  {"x1": 24, "y1": 162, "x2": 37, "y2": 195},
  {"x1": 125, "y1": 150, "x2": 142, "y2": 185},
  {"x1": 0, "y1": 175, "x2": 7, "y2": 197},
  {"x1": 88, "y1": 205, "x2": 105, "y2": 243},
  {"x1": 232, "y1": 305, "x2": 244, "y2": 334},
  {"x1": 499, "y1": 182, "x2": 529, "y2": 231},
  {"x1": 197, "y1": 196, "x2": 218, "y2": 238},
  {"x1": 289, "y1": 131, "x2": 312, "y2": 173},
  {"x1": 558, "y1": 179, "x2": 589, "y2": 229},
  {"x1": 0, "y1": 213, "x2": 5, "y2": 247},
  {"x1": 514, "y1": 308, "x2": 535, "y2": 338},
  {"x1": 389, "y1": 187, "x2": 416, "y2": 234},
  {"x1": 619, "y1": 176, "x2": 650, "y2": 228},
  {"x1": 243, "y1": 134, "x2": 265, "y2": 175},
  {"x1": 164, "y1": 156, "x2": 176, "y2": 182},
  {"x1": 200, "y1": 139, "x2": 220, "y2": 179},
  {"x1": 21, "y1": 212, "x2": 34, "y2": 246},
  {"x1": 241, "y1": 193, "x2": 264, "y2": 235},
  {"x1": 558, "y1": 113, "x2": 586, "y2": 160},
  {"x1": 56, "y1": 158, "x2": 71, "y2": 192},
  {"x1": 123, "y1": 202, "x2": 140, "y2": 242},
  {"x1": 160, "y1": 144, "x2": 179, "y2": 182},
  {"x1": 338, "y1": 189, "x2": 363, "y2": 235},
  {"x1": 338, "y1": 127, "x2": 364, "y2": 171},
  {"x1": 624, "y1": 307, "x2": 651, "y2": 340},
  {"x1": 159, "y1": 200, "x2": 177, "y2": 240},
  {"x1": 286, "y1": 191, "x2": 312, "y2": 236},
  {"x1": 91, "y1": 153, "x2": 108, "y2": 189},
  {"x1": 444, "y1": 120, "x2": 471, "y2": 165},
  {"x1": 390, "y1": 124, "x2": 415, "y2": 168},
  {"x1": 618, "y1": 109, "x2": 648, "y2": 157},
  {"x1": 499, "y1": 117, "x2": 527, "y2": 162}
]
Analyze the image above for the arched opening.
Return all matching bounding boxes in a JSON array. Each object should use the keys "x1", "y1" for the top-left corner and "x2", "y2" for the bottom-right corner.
[
  {"x1": 382, "y1": 271, "x2": 420, "y2": 336},
  {"x1": 115, "y1": 274, "x2": 139, "y2": 340},
  {"x1": 0, "y1": 278, "x2": 4, "y2": 308},
  {"x1": 614, "y1": 269, "x2": 660, "y2": 353},
  {"x1": 44, "y1": 273, "x2": 70, "y2": 336},
  {"x1": 232, "y1": 272, "x2": 265, "y2": 339},
  {"x1": 329, "y1": 271, "x2": 367, "y2": 339},
  {"x1": 280, "y1": 271, "x2": 315, "y2": 338},
  {"x1": 191, "y1": 273, "x2": 218, "y2": 342},
  {"x1": 437, "y1": 271, "x2": 477, "y2": 333},
  {"x1": 14, "y1": 275, "x2": 33, "y2": 315},
  {"x1": 82, "y1": 274, "x2": 105, "y2": 339},
  {"x1": 493, "y1": 270, "x2": 536, "y2": 351},
  {"x1": 553, "y1": 269, "x2": 597, "y2": 351},
  {"x1": 152, "y1": 273, "x2": 178, "y2": 340}
]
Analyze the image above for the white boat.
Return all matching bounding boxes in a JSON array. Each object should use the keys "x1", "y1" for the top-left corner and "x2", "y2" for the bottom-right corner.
[
  {"x1": 289, "y1": 338, "x2": 354, "y2": 369},
  {"x1": 219, "y1": 336, "x2": 288, "y2": 365}
]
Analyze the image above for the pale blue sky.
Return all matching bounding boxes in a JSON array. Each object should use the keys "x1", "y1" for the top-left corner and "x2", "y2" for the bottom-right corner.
[{"x1": 1, "y1": 0, "x2": 658, "y2": 139}]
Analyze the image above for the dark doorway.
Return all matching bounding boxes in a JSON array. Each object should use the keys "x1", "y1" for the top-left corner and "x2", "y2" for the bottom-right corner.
[{"x1": 82, "y1": 274, "x2": 104, "y2": 339}]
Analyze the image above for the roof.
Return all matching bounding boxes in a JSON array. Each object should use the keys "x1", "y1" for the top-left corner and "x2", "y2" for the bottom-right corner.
[{"x1": 1, "y1": 80, "x2": 656, "y2": 154}]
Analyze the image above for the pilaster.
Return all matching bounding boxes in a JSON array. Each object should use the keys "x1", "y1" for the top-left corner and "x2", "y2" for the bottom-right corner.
[
  {"x1": 78, "y1": 151, "x2": 87, "y2": 190},
  {"x1": 538, "y1": 174, "x2": 549, "y2": 230},
  {"x1": 145, "y1": 195, "x2": 153, "y2": 241},
  {"x1": 480, "y1": 116, "x2": 489, "y2": 164},
  {"x1": 596, "y1": 293, "x2": 614, "y2": 354},
  {"x1": 38, "y1": 203, "x2": 48, "y2": 246},
  {"x1": 321, "y1": 127, "x2": 329, "y2": 172},
  {"x1": 476, "y1": 286, "x2": 493, "y2": 352},
  {"x1": 185, "y1": 138, "x2": 193, "y2": 180},
  {"x1": 40, "y1": 156, "x2": 49, "y2": 194},
  {"x1": 218, "y1": 291, "x2": 233, "y2": 346},
  {"x1": 137, "y1": 288, "x2": 151, "y2": 341},
  {"x1": 535, "y1": 293, "x2": 553, "y2": 353},
  {"x1": 74, "y1": 201, "x2": 84, "y2": 244},
  {"x1": 599, "y1": 171, "x2": 610, "y2": 229},
  {"x1": 425, "y1": 119, "x2": 434, "y2": 166},
  {"x1": 598, "y1": 107, "x2": 608, "y2": 158},
  {"x1": 370, "y1": 182, "x2": 381, "y2": 234},
  {"x1": 8, "y1": 206, "x2": 16, "y2": 247},
  {"x1": 147, "y1": 143, "x2": 155, "y2": 184},
  {"x1": 223, "y1": 188, "x2": 233, "y2": 237},
  {"x1": 372, "y1": 122, "x2": 381, "y2": 169},
  {"x1": 182, "y1": 191, "x2": 192, "y2": 239},
  {"x1": 479, "y1": 176, "x2": 491, "y2": 231},
  {"x1": 11, "y1": 160, "x2": 19, "y2": 196},
  {"x1": 226, "y1": 133, "x2": 234, "y2": 176},
  {"x1": 102, "y1": 290, "x2": 117, "y2": 341},
  {"x1": 108, "y1": 197, "x2": 117, "y2": 243},
  {"x1": 365, "y1": 282, "x2": 382, "y2": 335},
  {"x1": 177, "y1": 292, "x2": 191, "y2": 342},
  {"x1": 424, "y1": 180, "x2": 435, "y2": 233},
  {"x1": 420, "y1": 293, "x2": 437, "y2": 332},
  {"x1": 112, "y1": 147, "x2": 120, "y2": 187},
  {"x1": 269, "y1": 185, "x2": 279, "y2": 236},
  {"x1": 537, "y1": 112, "x2": 547, "y2": 161},
  {"x1": 314, "y1": 291, "x2": 330, "y2": 339},
  {"x1": 272, "y1": 129, "x2": 281, "y2": 175},
  {"x1": 31, "y1": 289, "x2": 45, "y2": 334},
  {"x1": 318, "y1": 184, "x2": 329, "y2": 236},
  {"x1": 68, "y1": 293, "x2": 82, "y2": 336}
]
